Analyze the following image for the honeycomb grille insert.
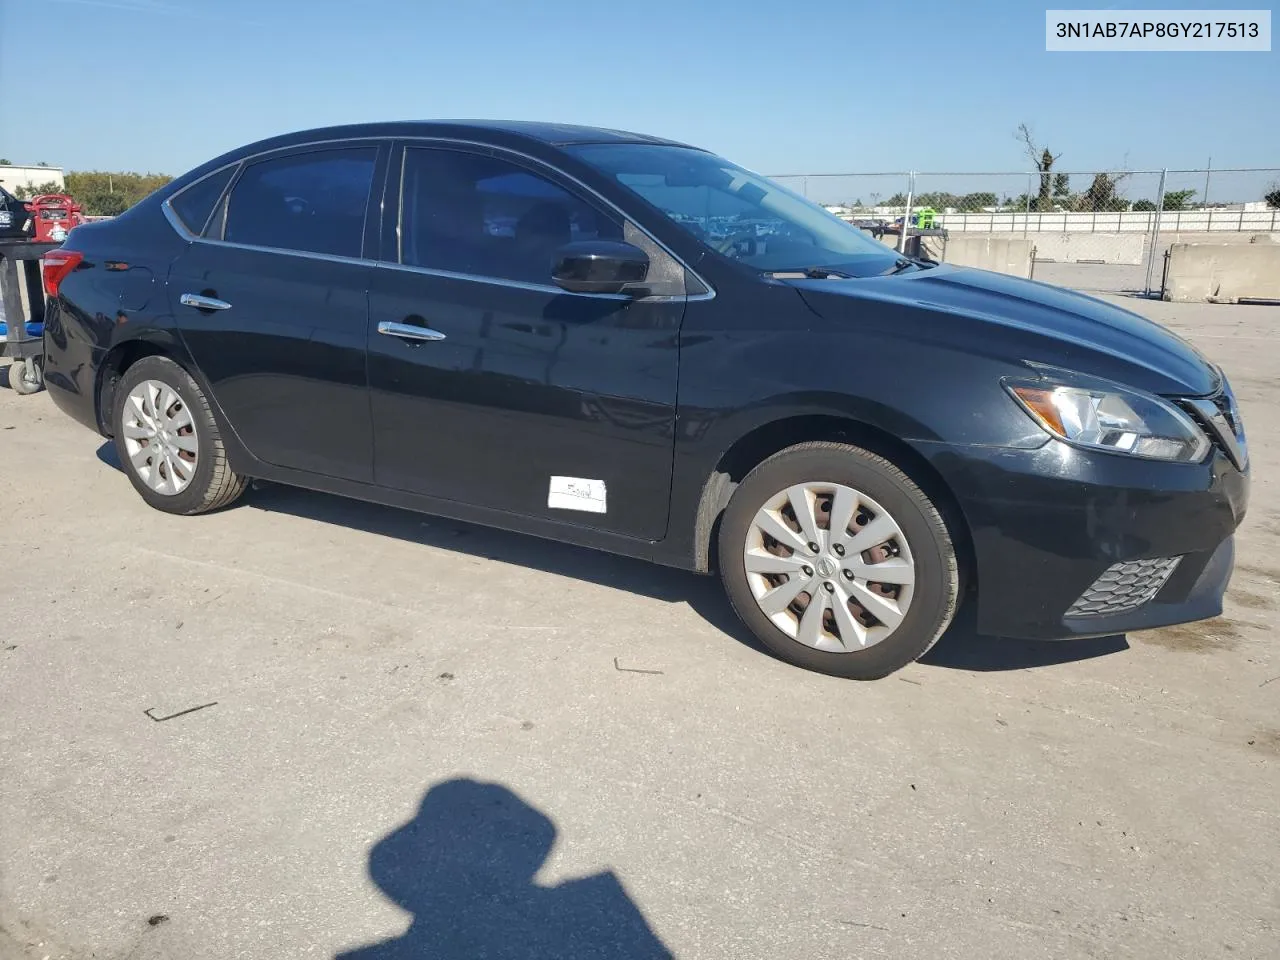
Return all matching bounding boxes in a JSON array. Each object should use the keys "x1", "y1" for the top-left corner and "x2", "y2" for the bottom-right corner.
[{"x1": 1064, "y1": 557, "x2": 1182, "y2": 618}]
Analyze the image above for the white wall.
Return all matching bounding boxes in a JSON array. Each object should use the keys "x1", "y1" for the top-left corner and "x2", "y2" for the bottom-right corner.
[
  {"x1": 0, "y1": 165, "x2": 66, "y2": 193},
  {"x1": 936, "y1": 208, "x2": 1280, "y2": 234}
]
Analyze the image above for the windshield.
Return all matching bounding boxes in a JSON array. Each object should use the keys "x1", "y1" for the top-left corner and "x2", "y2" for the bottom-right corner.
[{"x1": 568, "y1": 143, "x2": 900, "y2": 276}]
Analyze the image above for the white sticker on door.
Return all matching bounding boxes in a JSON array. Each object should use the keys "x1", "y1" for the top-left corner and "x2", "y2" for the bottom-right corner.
[{"x1": 548, "y1": 476, "x2": 607, "y2": 514}]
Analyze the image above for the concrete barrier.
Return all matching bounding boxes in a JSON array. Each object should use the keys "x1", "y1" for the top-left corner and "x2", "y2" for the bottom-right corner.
[
  {"x1": 921, "y1": 235, "x2": 1033, "y2": 278},
  {"x1": 908, "y1": 231, "x2": 1146, "y2": 266},
  {"x1": 1164, "y1": 240, "x2": 1280, "y2": 303},
  {"x1": 903, "y1": 231, "x2": 1145, "y2": 265},
  {"x1": 880, "y1": 230, "x2": 1141, "y2": 264},
  {"x1": 1027, "y1": 232, "x2": 1146, "y2": 265}
]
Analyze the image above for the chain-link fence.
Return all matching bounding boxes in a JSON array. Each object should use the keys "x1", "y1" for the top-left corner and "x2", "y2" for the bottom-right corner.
[
  {"x1": 771, "y1": 166, "x2": 1280, "y2": 296},
  {"x1": 768, "y1": 172, "x2": 911, "y2": 210}
]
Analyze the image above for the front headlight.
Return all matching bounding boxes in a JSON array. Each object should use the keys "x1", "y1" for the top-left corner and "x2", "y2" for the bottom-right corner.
[{"x1": 1004, "y1": 376, "x2": 1210, "y2": 462}]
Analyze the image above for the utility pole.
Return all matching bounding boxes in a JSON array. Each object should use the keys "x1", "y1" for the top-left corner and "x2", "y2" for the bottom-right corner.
[{"x1": 1202, "y1": 158, "x2": 1210, "y2": 209}]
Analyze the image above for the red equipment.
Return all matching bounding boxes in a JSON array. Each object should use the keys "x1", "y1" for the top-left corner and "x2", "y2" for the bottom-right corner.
[{"x1": 25, "y1": 194, "x2": 84, "y2": 243}]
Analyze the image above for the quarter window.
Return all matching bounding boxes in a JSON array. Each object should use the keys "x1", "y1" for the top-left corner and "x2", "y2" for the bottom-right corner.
[
  {"x1": 169, "y1": 166, "x2": 235, "y2": 236},
  {"x1": 224, "y1": 147, "x2": 376, "y2": 258},
  {"x1": 400, "y1": 148, "x2": 623, "y2": 285}
]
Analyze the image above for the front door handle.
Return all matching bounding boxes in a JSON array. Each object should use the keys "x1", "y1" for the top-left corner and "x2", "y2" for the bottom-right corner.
[
  {"x1": 377, "y1": 320, "x2": 446, "y2": 343},
  {"x1": 180, "y1": 293, "x2": 232, "y2": 311}
]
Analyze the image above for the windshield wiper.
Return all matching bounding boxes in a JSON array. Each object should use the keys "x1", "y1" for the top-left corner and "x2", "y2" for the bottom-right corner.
[
  {"x1": 769, "y1": 266, "x2": 855, "y2": 280},
  {"x1": 882, "y1": 256, "x2": 939, "y2": 275},
  {"x1": 881, "y1": 258, "x2": 919, "y2": 276}
]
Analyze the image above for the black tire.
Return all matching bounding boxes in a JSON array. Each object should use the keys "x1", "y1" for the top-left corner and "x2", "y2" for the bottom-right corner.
[
  {"x1": 718, "y1": 441, "x2": 959, "y2": 680},
  {"x1": 112, "y1": 356, "x2": 248, "y2": 515}
]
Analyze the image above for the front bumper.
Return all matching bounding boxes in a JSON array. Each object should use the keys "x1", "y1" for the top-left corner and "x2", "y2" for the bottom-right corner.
[{"x1": 911, "y1": 438, "x2": 1249, "y2": 640}]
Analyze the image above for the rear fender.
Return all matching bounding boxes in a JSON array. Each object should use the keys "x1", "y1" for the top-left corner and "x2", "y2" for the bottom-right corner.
[{"x1": 96, "y1": 321, "x2": 257, "y2": 476}]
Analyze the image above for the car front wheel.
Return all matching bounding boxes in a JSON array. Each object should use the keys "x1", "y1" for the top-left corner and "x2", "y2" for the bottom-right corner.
[
  {"x1": 112, "y1": 356, "x2": 247, "y2": 515},
  {"x1": 718, "y1": 441, "x2": 960, "y2": 679}
]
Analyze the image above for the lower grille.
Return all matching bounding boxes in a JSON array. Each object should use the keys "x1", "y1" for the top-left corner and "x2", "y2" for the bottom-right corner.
[{"x1": 1064, "y1": 557, "x2": 1182, "y2": 618}]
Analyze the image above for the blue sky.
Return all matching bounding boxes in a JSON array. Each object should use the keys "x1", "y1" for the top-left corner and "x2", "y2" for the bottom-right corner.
[{"x1": 0, "y1": 0, "x2": 1275, "y2": 182}]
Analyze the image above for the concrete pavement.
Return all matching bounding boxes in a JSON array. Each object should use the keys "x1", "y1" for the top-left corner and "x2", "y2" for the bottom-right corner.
[{"x1": 1, "y1": 294, "x2": 1277, "y2": 959}]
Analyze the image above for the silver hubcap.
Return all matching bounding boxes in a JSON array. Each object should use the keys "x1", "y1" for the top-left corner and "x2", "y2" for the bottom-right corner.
[
  {"x1": 743, "y1": 482, "x2": 916, "y2": 652},
  {"x1": 121, "y1": 379, "x2": 199, "y2": 495}
]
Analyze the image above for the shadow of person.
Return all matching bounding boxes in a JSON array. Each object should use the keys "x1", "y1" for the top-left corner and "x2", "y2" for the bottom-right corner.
[{"x1": 338, "y1": 779, "x2": 673, "y2": 959}]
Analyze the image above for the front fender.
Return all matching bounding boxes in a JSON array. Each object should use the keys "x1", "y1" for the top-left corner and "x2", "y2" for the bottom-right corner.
[{"x1": 661, "y1": 305, "x2": 1046, "y2": 570}]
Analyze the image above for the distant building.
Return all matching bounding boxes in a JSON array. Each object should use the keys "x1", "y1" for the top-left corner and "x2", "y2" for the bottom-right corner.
[{"x1": 0, "y1": 164, "x2": 67, "y2": 194}]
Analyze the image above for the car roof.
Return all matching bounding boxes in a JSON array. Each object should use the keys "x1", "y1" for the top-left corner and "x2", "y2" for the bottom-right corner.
[
  {"x1": 163, "y1": 120, "x2": 706, "y2": 202},
  {"x1": 427, "y1": 120, "x2": 692, "y2": 147},
  {"x1": 254, "y1": 120, "x2": 694, "y2": 150}
]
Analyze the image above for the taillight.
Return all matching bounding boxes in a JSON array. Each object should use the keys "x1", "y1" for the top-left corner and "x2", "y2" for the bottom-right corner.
[{"x1": 41, "y1": 249, "x2": 84, "y2": 298}]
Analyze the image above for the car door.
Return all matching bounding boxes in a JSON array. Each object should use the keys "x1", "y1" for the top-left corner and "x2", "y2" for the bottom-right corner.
[
  {"x1": 366, "y1": 143, "x2": 687, "y2": 541},
  {"x1": 167, "y1": 141, "x2": 387, "y2": 482}
]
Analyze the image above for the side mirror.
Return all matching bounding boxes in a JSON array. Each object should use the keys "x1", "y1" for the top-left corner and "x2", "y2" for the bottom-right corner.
[{"x1": 552, "y1": 240, "x2": 649, "y2": 295}]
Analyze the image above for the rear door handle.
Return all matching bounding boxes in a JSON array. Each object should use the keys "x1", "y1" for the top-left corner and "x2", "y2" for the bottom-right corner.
[
  {"x1": 377, "y1": 320, "x2": 446, "y2": 343},
  {"x1": 180, "y1": 293, "x2": 232, "y2": 311}
]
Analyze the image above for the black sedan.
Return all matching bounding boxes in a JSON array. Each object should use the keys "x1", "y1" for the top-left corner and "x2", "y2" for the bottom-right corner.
[{"x1": 40, "y1": 121, "x2": 1249, "y2": 679}]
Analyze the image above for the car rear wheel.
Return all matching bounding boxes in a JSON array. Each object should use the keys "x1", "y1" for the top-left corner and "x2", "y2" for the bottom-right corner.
[
  {"x1": 718, "y1": 441, "x2": 959, "y2": 679},
  {"x1": 112, "y1": 356, "x2": 247, "y2": 515}
]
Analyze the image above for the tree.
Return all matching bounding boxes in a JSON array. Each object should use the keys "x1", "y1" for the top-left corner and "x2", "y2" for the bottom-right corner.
[
  {"x1": 12, "y1": 180, "x2": 63, "y2": 200},
  {"x1": 1162, "y1": 189, "x2": 1196, "y2": 211},
  {"x1": 1077, "y1": 172, "x2": 1131, "y2": 212},
  {"x1": 1265, "y1": 188, "x2": 1280, "y2": 209},
  {"x1": 1053, "y1": 173, "x2": 1070, "y2": 200},
  {"x1": 914, "y1": 191, "x2": 958, "y2": 210},
  {"x1": 79, "y1": 190, "x2": 130, "y2": 216},
  {"x1": 1132, "y1": 199, "x2": 1157, "y2": 212},
  {"x1": 959, "y1": 191, "x2": 998, "y2": 210},
  {"x1": 1016, "y1": 123, "x2": 1060, "y2": 212},
  {"x1": 63, "y1": 170, "x2": 174, "y2": 215},
  {"x1": 0, "y1": 159, "x2": 10, "y2": 165}
]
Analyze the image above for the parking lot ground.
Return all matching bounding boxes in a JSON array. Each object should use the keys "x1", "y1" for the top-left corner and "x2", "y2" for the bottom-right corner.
[{"x1": 1, "y1": 295, "x2": 1278, "y2": 960}]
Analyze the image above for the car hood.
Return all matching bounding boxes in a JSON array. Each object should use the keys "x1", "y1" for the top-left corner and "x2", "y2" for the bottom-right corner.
[{"x1": 789, "y1": 264, "x2": 1219, "y2": 397}]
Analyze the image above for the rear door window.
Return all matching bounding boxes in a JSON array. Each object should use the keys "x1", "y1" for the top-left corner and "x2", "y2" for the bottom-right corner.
[
  {"x1": 224, "y1": 147, "x2": 377, "y2": 258},
  {"x1": 170, "y1": 166, "x2": 236, "y2": 236}
]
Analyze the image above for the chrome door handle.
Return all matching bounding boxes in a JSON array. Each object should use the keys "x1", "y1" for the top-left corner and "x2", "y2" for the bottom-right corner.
[
  {"x1": 180, "y1": 293, "x2": 232, "y2": 311},
  {"x1": 377, "y1": 320, "x2": 446, "y2": 342}
]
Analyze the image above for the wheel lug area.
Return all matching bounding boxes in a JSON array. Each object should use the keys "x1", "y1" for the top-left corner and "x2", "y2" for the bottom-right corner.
[
  {"x1": 843, "y1": 569, "x2": 854, "y2": 580},
  {"x1": 807, "y1": 542, "x2": 820, "y2": 554},
  {"x1": 801, "y1": 565, "x2": 814, "y2": 578},
  {"x1": 823, "y1": 581, "x2": 835, "y2": 593},
  {"x1": 833, "y1": 543, "x2": 845, "y2": 556}
]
